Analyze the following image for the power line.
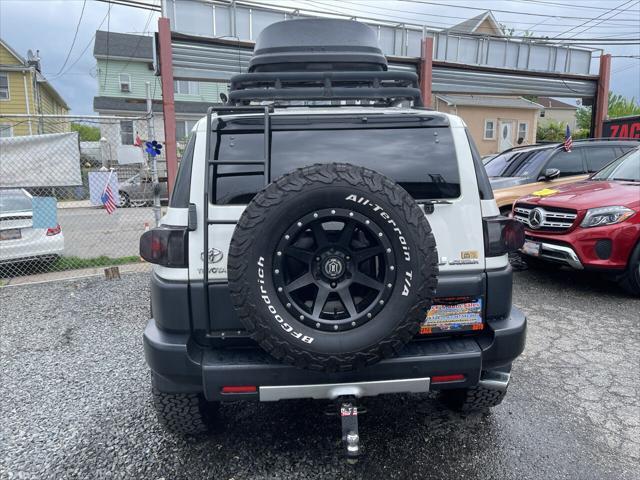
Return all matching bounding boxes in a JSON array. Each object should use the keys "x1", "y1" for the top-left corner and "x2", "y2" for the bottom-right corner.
[
  {"x1": 54, "y1": 0, "x2": 87, "y2": 76},
  {"x1": 49, "y1": 7, "x2": 111, "y2": 79},
  {"x1": 509, "y1": 0, "x2": 640, "y2": 12},
  {"x1": 94, "y1": 0, "x2": 160, "y2": 12},
  {"x1": 117, "y1": 8, "x2": 157, "y2": 73},
  {"x1": 554, "y1": 0, "x2": 636, "y2": 39},
  {"x1": 296, "y1": 0, "x2": 640, "y2": 43},
  {"x1": 613, "y1": 63, "x2": 640, "y2": 73},
  {"x1": 396, "y1": 0, "x2": 640, "y2": 22},
  {"x1": 298, "y1": 0, "x2": 640, "y2": 28}
]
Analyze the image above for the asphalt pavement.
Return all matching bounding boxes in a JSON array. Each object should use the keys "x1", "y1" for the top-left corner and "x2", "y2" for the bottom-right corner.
[{"x1": 1, "y1": 268, "x2": 638, "y2": 479}]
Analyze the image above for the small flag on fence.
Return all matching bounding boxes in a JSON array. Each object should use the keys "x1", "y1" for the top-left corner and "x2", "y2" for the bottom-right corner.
[
  {"x1": 563, "y1": 124, "x2": 573, "y2": 152},
  {"x1": 101, "y1": 170, "x2": 117, "y2": 214}
]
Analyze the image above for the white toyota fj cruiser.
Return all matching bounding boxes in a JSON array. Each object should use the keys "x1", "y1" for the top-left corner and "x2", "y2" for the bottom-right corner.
[{"x1": 140, "y1": 18, "x2": 526, "y2": 459}]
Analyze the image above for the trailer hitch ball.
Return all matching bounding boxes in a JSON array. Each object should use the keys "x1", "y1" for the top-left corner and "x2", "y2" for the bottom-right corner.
[
  {"x1": 340, "y1": 401, "x2": 361, "y2": 461},
  {"x1": 346, "y1": 433, "x2": 360, "y2": 455}
]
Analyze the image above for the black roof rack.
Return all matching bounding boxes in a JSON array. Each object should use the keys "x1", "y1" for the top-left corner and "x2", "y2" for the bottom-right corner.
[{"x1": 228, "y1": 70, "x2": 422, "y2": 106}]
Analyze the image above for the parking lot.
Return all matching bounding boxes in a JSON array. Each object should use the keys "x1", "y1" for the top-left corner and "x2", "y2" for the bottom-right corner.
[
  {"x1": 58, "y1": 206, "x2": 158, "y2": 259},
  {"x1": 1, "y1": 268, "x2": 638, "y2": 480}
]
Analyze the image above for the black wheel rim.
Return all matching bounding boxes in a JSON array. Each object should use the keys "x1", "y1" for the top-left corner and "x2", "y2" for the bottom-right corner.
[{"x1": 273, "y1": 208, "x2": 397, "y2": 332}]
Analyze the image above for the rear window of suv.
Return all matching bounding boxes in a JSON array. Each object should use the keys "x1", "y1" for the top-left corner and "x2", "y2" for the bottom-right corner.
[{"x1": 213, "y1": 127, "x2": 461, "y2": 204}]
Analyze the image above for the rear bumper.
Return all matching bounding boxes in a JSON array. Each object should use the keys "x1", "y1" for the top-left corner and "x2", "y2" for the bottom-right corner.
[
  {"x1": 0, "y1": 233, "x2": 64, "y2": 263},
  {"x1": 143, "y1": 306, "x2": 526, "y2": 401}
]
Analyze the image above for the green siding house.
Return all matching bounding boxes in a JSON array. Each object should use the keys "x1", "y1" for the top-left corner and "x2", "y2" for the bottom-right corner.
[{"x1": 92, "y1": 30, "x2": 226, "y2": 147}]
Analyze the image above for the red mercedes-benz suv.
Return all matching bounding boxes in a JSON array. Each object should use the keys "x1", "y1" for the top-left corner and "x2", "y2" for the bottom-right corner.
[{"x1": 514, "y1": 146, "x2": 640, "y2": 294}]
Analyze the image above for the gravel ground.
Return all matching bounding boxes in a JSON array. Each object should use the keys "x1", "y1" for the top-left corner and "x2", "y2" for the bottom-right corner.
[{"x1": 1, "y1": 269, "x2": 639, "y2": 479}]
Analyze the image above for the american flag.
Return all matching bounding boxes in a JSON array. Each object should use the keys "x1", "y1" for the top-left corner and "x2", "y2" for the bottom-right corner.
[
  {"x1": 101, "y1": 180, "x2": 117, "y2": 214},
  {"x1": 563, "y1": 124, "x2": 573, "y2": 152}
]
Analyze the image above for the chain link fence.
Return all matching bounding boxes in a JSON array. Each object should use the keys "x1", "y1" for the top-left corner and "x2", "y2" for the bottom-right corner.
[{"x1": 0, "y1": 114, "x2": 168, "y2": 283}]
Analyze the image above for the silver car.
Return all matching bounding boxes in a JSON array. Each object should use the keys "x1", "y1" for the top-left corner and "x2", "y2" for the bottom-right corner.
[
  {"x1": 0, "y1": 189, "x2": 65, "y2": 265},
  {"x1": 118, "y1": 174, "x2": 169, "y2": 208}
]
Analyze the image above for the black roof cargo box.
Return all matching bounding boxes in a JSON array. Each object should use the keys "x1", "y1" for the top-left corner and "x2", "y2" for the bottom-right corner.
[{"x1": 249, "y1": 19, "x2": 388, "y2": 72}]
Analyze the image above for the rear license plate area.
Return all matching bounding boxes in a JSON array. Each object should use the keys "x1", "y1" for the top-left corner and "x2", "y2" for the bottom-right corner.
[
  {"x1": 420, "y1": 297, "x2": 483, "y2": 335},
  {"x1": 521, "y1": 240, "x2": 541, "y2": 256},
  {"x1": 0, "y1": 229, "x2": 22, "y2": 241}
]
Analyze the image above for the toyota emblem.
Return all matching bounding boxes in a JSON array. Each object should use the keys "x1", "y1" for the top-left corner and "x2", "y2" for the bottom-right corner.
[
  {"x1": 528, "y1": 208, "x2": 545, "y2": 229},
  {"x1": 201, "y1": 247, "x2": 224, "y2": 263}
]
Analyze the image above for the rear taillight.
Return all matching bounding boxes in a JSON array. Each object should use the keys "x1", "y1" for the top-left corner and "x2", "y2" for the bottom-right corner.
[
  {"x1": 46, "y1": 224, "x2": 61, "y2": 236},
  {"x1": 139, "y1": 226, "x2": 188, "y2": 267},
  {"x1": 483, "y1": 216, "x2": 525, "y2": 257}
]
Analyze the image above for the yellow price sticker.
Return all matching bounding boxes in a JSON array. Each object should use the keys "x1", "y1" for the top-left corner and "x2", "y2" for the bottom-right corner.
[{"x1": 532, "y1": 188, "x2": 559, "y2": 197}]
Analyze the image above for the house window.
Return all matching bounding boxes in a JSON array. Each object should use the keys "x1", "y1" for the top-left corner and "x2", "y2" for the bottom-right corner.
[
  {"x1": 174, "y1": 80, "x2": 199, "y2": 95},
  {"x1": 176, "y1": 119, "x2": 197, "y2": 141},
  {"x1": 0, "y1": 123, "x2": 13, "y2": 137},
  {"x1": 518, "y1": 122, "x2": 528, "y2": 141},
  {"x1": 119, "y1": 74, "x2": 131, "y2": 93},
  {"x1": 120, "y1": 120, "x2": 134, "y2": 145},
  {"x1": 0, "y1": 74, "x2": 9, "y2": 100},
  {"x1": 484, "y1": 119, "x2": 495, "y2": 140}
]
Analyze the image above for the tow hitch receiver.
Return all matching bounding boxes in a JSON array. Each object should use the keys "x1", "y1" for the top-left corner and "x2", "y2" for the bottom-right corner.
[{"x1": 340, "y1": 401, "x2": 361, "y2": 462}]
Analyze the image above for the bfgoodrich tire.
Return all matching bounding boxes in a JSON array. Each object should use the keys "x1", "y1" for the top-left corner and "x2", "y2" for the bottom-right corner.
[
  {"x1": 228, "y1": 163, "x2": 438, "y2": 372},
  {"x1": 439, "y1": 385, "x2": 508, "y2": 412},
  {"x1": 152, "y1": 388, "x2": 219, "y2": 435}
]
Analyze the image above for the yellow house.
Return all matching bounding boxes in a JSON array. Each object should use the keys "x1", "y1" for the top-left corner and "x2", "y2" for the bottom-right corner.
[{"x1": 0, "y1": 38, "x2": 70, "y2": 137}]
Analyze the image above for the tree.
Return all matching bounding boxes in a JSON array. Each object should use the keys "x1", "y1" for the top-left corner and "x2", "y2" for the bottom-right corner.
[
  {"x1": 576, "y1": 106, "x2": 591, "y2": 130},
  {"x1": 537, "y1": 120, "x2": 588, "y2": 142},
  {"x1": 537, "y1": 120, "x2": 566, "y2": 142},
  {"x1": 608, "y1": 93, "x2": 640, "y2": 118},
  {"x1": 71, "y1": 123, "x2": 101, "y2": 141},
  {"x1": 575, "y1": 93, "x2": 640, "y2": 130},
  {"x1": 500, "y1": 24, "x2": 534, "y2": 37}
]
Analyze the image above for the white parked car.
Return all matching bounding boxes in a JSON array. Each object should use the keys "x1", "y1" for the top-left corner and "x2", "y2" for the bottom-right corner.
[{"x1": 0, "y1": 189, "x2": 64, "y2": 265}]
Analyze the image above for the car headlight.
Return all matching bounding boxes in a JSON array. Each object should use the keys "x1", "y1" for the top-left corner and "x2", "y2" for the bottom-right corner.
[{"x1": 580, "y1": 206, "x2": 635, "y2": 228}]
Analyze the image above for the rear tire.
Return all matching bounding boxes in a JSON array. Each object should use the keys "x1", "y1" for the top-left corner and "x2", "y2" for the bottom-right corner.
[
  {"x1": 439, "y1": 385, "x2": 507, "y2": 412},
  {"x1": 619, "y1": 242, "x2": 640, "y2": 296},
  {"x1": 118, "y1": 191, "x2": 130, "y2": 208},
  {"x1": 151, "y1": 387, "x2": 219, "y2": 435}
]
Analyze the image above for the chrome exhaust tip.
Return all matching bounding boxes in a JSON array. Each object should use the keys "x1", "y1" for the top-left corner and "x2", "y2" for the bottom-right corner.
[{"x1": 477, "y1": 371, "x2": 510, "y2": 392}]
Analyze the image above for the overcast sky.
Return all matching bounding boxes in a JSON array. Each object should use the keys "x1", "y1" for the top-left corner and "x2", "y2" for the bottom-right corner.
[{"x1": 0, "y1": 0, "x2": 638, "y2": 114}]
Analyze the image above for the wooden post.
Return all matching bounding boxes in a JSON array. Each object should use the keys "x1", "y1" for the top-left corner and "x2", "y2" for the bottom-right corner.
[
  {"x1": 593, "y1": 53, "x2": 611, "y2": 138},
  {"x1": 157, "y1": 17, "x2": 178, "y2": 196},
  {"x1": 420, "y1": 37, "x2": 434, "y2": 108},
  {"x1": 104, "y1": 266, "x2": 121, "y2": 280}
]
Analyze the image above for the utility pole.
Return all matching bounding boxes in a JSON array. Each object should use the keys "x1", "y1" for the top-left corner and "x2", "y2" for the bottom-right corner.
[{"x1": 146, "y1": 81, "x2": 161, "y2": 227}]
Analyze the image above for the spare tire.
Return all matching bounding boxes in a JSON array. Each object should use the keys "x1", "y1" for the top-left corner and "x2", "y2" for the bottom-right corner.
[{"x1": 228, "y1": 163, "x2": 438, "y2": 372}]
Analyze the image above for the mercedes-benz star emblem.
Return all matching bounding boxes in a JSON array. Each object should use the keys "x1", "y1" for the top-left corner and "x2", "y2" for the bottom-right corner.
[{"x1": 528, "y1": 208, "x2": 545, "y2": 229}]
